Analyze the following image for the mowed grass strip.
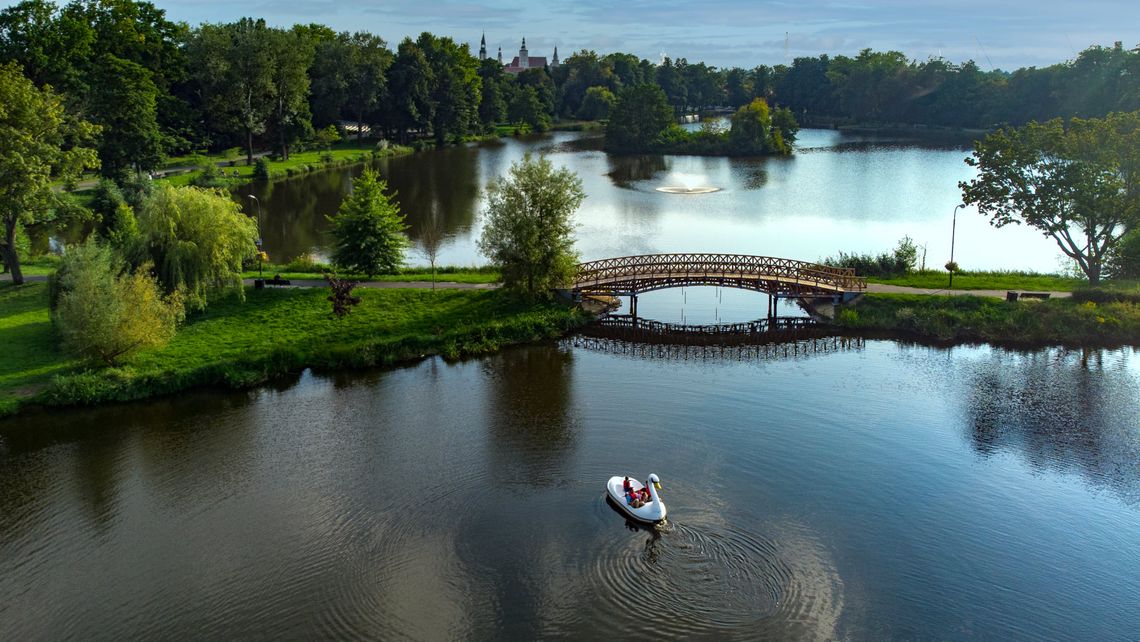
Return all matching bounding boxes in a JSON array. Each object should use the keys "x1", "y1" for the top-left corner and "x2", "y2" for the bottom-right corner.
[{"x1": 868, "y1": 270, "x2": 1084, "y2": 291}]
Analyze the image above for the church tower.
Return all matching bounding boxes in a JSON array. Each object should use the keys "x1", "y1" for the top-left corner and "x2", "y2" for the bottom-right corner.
[
  {"x1": 552, "y1": 46, "x2": 559, "y2": 67},
  {"x1": 479, "y1": 33, "x2": 486, "y2": 61},
  {"x1": 497, "y1": 46, "x2": 502, "y2": 64},
  {"x1": 519, "y1": 37, "x2": 529, "y2": 69}
]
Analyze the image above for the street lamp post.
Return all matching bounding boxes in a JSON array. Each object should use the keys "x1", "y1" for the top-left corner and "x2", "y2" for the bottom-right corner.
[
  {"x1": 246, "y1": 196, "x2": 261, "y2": 275},
  {"x1": 949, "y1": 204, "x2": 963, "y2": 288}
]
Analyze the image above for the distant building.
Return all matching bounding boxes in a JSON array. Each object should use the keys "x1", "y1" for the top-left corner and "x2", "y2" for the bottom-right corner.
[{"x1": 491, "y1": 37, "x2": 558, "y2": 74}]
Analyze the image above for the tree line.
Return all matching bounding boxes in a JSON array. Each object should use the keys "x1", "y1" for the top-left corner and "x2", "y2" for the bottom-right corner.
[{"x1": 4, "y1": 0, "x2": 1140, "y2": 181}]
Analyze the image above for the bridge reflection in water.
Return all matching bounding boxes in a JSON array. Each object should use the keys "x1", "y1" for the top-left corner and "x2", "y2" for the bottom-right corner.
[{"x1": 573, "y1": 314, "x2": 865, "y2": 361}]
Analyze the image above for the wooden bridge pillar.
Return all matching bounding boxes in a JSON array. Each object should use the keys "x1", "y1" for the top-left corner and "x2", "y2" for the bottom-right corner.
[{"x1": 630, "y1": 294, "x2": 638, "y2": 317}]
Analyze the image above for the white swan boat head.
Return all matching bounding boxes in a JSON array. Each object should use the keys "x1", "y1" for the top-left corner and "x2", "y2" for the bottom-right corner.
[{"x1": 606, "y1": 473, "x2": 667, "y2": 524}]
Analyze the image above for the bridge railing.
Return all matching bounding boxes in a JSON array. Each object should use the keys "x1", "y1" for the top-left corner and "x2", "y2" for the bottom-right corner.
[{"x1": 574, "y1": 253, "x2": 866, "y2": 292}]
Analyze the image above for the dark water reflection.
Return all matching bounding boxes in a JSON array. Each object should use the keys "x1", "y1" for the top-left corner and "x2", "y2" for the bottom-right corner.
[{"x1": 1, "y1": 341, "x2": 1138, "y2": 639}]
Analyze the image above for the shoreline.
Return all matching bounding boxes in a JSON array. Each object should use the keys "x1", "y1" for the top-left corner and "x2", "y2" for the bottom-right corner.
[{"x1": 0, "y1": 284, "x2": 591, "y2": 418}]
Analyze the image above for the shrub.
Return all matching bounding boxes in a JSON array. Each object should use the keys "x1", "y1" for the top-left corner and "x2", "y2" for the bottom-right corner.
[
  {"x1": 53, "y1": 240, "x2": 184, "y2": 365},
  {"x1": 822, "y1": 236, "x2": 918, "y2": 277},
  {"x1": 253, "y1": 157, "x2": 271, "y2": 181},
  {"x1": 190, "y1": 163, "x2": 227, "y2": 188}
]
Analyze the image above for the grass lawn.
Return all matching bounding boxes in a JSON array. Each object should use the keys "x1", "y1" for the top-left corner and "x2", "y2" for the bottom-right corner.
[
  {"x1": 0, "y1": 283, "x2": 586, "y2": 415},
  {"x1": 160, "y1": 140, "x2": 413, "y2": 187},
  {"x1": 836, "y1": 292, "x2": 1140, "y2": 345},
  {"x1": 868, "y1": 270, "x2": 1085, "y2": 291},
  {"x1": 0, "y1": 284, "x2": 77, "y2": 414}
]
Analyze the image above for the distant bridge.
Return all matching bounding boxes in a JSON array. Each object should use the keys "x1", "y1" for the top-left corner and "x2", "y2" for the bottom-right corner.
[{"x1": 572, "y1": 253, "x2": 866, "y2": 316}]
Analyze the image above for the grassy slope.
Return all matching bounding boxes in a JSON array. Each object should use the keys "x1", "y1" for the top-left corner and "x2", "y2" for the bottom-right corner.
[
  {"x1": 836, "y1": 293, "x2": 1140, "y2": 345},
  {"x1": 1, "y1": 283, "x2": 588, "y2": 415}
]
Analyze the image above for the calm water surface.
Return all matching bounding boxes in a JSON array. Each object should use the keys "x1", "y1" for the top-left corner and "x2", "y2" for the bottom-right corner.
[
  {"x1": 236, "y1": 129, "x2": 1064, "y2": 273},
  {"x1": 1, "y1": 338, "x2": 1137, "y2": 639}
]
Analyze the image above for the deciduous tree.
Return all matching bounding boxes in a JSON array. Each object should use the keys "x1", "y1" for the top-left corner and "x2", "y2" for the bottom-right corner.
[
  {"x1": 0, "y1": 62, "x2": 99, "y2": 285},
  {"x1": 961, "y1": 112, "x2": 1140, "y2": 285},
  {"x1": 135, "y1": 183, "x2": 258, "y2": 308},
  {"x1": 90, "y1": 53, "x2": 163, "y2": 180},
  {"x1": 478, "y1": 154, "x2": 584, "y2": 297},
  {"x1": 604, "y1": 84, "x2": 674, "y2": 153}
]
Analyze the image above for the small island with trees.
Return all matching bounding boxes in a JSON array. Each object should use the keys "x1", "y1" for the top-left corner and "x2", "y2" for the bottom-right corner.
[{"x1": 604, "y1": 84, "x2": 798, "y2": 156}]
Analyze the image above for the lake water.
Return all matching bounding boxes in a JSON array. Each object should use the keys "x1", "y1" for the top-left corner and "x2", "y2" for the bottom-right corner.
[
  {"x1": 4, "y1": 134, "x2": 1135, "y2": 638},
  {"x1": 1, "y1": 340, "x2": 1137, "y2": 639},
  {"x1": 237, "y1": 129, "x2": 1067, "y2": 275}
]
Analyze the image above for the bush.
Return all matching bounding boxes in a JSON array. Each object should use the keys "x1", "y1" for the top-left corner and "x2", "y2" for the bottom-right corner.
[
  {"x1": 283, "y1": 254, "x2": 330, "y2": 273},
  {"x1": 822, "y1": 236, "x2": 918, "y2": 277},
  {"x1": 1072, "y1": 288, "x2": 1140, "y2": 304},
  {"x1": 253, "y1": 157, "x2": 271, "y2": 181},
  {"x1": 190, "y1": 163, "x2": 227, "y2": 188},
  {"x1": 53, "y1": 240, "x2": 184, "y2": 365}
]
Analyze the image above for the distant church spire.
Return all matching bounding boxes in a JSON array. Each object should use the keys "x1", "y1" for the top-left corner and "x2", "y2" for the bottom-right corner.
[
  {"x1": 552, "y1": 46, "x2": 559, "y2": 67},
  {"x1": 479, "y1": 32, "x2": 486, "y2": 60},
  {"x1": 497, "y1": 46, "x2": 502, "y2": 64}
]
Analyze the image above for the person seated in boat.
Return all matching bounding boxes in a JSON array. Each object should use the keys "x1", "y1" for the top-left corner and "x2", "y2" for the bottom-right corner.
[
  {"x1": 638, "y1": 487, "x2": 651, "y2": 503},
  {"x1": 623, "y1": 477, "x2": 633, "y2": 493}
]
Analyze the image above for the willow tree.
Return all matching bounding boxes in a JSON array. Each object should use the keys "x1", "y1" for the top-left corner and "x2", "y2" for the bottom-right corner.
[
  {"x1": 0, "y1": 62, "x2": 98, "y2": 284},
  {"x1": 135, "y1": 183, "x2": 258, "y2": 309},
  {"x1": 478, "y1": 154, "x2": 584, "y2": 297},
  {"x1": 961, "y1": 112, "x2": 1140, "y2": 285}
]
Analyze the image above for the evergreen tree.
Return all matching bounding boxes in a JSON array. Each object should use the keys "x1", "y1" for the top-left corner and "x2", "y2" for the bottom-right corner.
[{"x1": 328, "y1": 169, "x2": 408, "y2": 276}]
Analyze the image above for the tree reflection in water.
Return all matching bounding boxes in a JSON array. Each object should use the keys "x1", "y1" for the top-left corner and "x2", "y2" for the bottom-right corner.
[{"x1": 966, "y1": 347, "x2": 1140, "y2": 504}]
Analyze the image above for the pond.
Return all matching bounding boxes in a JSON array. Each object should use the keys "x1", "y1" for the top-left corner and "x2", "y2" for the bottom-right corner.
[
  {"x1": 236, "y1": 128, "x2": 1065, "y2": 274},
  {"x1": 1, "y1": 338, "x2": 1137, "y2": 638}
]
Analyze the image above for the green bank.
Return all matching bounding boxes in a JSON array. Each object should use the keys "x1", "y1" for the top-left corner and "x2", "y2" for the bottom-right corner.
[
  {"x1": 0, "y1": 282, "x2": 588, "y2": 417},
  {"x1": 835, "y1": 291, "x2": 1140, "y2": 346}
]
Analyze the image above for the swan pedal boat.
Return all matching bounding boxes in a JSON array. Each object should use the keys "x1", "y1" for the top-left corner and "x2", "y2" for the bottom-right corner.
[{"x1": 606, "y1": 473, "x2": 667, "y2": 524}]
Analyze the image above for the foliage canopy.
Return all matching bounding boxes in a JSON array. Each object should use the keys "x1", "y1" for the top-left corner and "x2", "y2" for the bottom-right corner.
[
  {"x1": 961, "y1": 111, "x2": 1140, "y2": 285},
  {"x1": 478, "y1": 154, "x2": 584, "y2": 296},
  {"x1": 135, "y1": 183, "x2": 259, "y2": 309}
]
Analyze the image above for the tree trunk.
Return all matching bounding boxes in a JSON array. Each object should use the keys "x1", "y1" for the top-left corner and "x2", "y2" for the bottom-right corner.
[
  {"x1": 2, "y1": 218, "x2": 23, "y2": 286},
  {"x1": 357, "y1": 106, "x2": 365, "y2": 142},
  {"x1": 247, "y1": 129, "x2": 255, "y2": 165}
]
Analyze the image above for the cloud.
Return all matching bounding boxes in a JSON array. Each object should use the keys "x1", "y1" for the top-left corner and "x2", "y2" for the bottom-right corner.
[{"x1": 121, "y1": 0, "x2": 1140, "y2": 70}]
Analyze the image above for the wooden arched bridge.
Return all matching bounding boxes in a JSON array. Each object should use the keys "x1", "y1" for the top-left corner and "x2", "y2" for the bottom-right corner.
[{"x1": 572, "y1": 253, "x2": 866, "y2": 315}]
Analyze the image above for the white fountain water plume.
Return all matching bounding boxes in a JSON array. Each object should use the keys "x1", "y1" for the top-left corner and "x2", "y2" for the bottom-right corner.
[{"x1": 656, "y1": 171, "x2": 720, "y2": 194}]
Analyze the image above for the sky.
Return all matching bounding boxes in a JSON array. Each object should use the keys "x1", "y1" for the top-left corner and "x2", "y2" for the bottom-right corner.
[{"x1": 60, "y1": 0, "x2": 1140, "y2": 70}]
